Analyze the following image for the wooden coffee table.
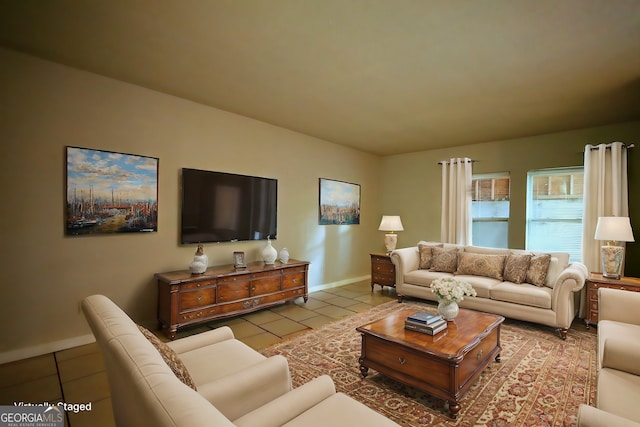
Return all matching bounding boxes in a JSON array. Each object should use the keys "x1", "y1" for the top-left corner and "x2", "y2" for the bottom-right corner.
[{"x1": 357, "y1": 308, "x2": 504, "y2": 418}]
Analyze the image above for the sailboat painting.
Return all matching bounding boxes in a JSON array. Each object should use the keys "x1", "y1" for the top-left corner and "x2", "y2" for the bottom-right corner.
[{"x1": 66, "y1": 146, "x2": 159, "y2": 236}]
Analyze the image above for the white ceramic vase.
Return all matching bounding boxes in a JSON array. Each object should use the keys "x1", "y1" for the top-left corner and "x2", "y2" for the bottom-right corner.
[
  {"x1": 189, "y1": 254, "x2": 208, "y2": 274},
  {"x1": 279, "y1": 247, "x2": 290, "y2": 263},
  {"x1": 262, "y1": 237, "x2": 277, "y2": 264},
  {"x1": 438, "y1": 300, "x2": 459, "y2": 321}
]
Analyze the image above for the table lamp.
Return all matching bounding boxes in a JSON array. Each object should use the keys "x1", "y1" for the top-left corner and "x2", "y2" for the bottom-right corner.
[
  {"x1": 378, "y1": 216, "x2": 404, "y2": 253},
  {"x1": 594, "y1": 216, "x2": 635, "y2": 279}
]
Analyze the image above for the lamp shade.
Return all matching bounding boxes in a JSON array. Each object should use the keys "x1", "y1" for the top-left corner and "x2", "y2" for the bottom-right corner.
[
  {"x1": 594, "y1": 217, "x2": 635, "y2": 242},
  {"x1": 378, "y1": 216, "x2": 404, "y2": 232}
]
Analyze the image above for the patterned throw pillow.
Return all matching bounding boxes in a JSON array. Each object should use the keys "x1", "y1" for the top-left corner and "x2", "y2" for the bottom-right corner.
[
  {"x1": 526, "y1": 254, "x2": 552, "y2": 287},
  {"x1": 503, "y1": 253, "x2": 532, "y2": 284},
  {"x1": 430, "y1": 247, "x2": 460, "y2": 273},
  {"x1": 418, "y1": 244, "x2": 441, "y2": 269},
  {"x1": 455, "y1": 252, "x2": 506, "y2": 280},
  {"x1": 138, "y1": 325, "x2": 197, "y2": 390}
]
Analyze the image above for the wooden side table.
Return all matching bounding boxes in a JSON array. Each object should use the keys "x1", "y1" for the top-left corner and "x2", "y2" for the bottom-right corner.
[
  {"x1": 370, "y1": 253, "x2": 396, "y2": 291},
  {"x1": 585, "y1": 272, "x2": 640, "y2": 328}
]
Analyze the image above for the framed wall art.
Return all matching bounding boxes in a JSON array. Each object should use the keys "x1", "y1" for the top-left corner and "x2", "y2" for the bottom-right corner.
[
  {"x1": 318, "y1": 178, "x2": 360, "y2": 225},
  {"x1": 66, "y1": 146, "x2": 159, "y2": 236}
]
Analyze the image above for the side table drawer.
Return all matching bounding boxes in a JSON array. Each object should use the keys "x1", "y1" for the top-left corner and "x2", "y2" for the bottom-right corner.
[{"x1": 372, "y1": 272, "x2": 395, "y2": 284}]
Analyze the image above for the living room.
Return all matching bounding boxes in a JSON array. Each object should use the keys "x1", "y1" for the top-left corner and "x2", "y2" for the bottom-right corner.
[{"x1": 1, "y1": 1, "x2": 640, "y2": 424}]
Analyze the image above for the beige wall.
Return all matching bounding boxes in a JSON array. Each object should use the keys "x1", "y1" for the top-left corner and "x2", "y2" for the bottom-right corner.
[
  {"x1": 380, "y1": 121, "x2": 640, "y2": 273},
  {"x1": 0, "y1": 48, "x2": 383, "y2": 362},
  {"x1": 2, "y1": 46, "x2": 639, "y2": 363}
]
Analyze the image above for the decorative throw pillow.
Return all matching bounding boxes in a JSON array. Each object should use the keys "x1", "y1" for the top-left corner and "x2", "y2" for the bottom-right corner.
[
  {"x1": 137, "y1": 325, "x2": 197, "y2": 390},
  {"x1": 418, "y1": 244, "x2": 441, "y2": 269},
  {"x1": 526, "y1": 254, "x2": 552, "y2": 287},
  {"x1": 503, "y1": 253, "x2": 532, "y2": 284},
  {"x1": 455, "y1": 252, "x2": 506, "y2": 280},
  {"x1": 430, "y1": 247, "x2": 460, "y2": 273}
]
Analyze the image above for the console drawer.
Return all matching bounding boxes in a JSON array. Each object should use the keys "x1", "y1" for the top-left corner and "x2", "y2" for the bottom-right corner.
[{"x1": 179, "y1": 288, "x2": 216, "y2": 311}]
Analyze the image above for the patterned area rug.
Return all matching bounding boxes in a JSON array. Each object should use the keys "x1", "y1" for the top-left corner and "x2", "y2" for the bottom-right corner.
[{"x1": 260, "y1": 300, "x2": 597, "y2": 427}]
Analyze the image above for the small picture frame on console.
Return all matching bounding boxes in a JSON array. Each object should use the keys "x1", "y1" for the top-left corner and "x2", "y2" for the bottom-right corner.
[{"x1": 233, "y1": 251, "x2": 246, "y2": 269}]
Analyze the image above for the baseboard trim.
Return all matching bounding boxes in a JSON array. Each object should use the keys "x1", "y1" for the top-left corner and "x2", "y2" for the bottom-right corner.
[
  {"x1": 0, "y1": 334, "x2": 96, "y2": 365},
  {"x1": 1, "y1": 276, "x2": 371, "y2": 364},
  {"x1": 309, "y1": 275, "x2": 370, "y2": 293}
]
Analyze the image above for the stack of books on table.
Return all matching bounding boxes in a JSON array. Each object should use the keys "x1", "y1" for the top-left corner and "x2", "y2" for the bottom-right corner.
[{"x1": 404, "y1": 312, "x2": 447, "y2": 335}]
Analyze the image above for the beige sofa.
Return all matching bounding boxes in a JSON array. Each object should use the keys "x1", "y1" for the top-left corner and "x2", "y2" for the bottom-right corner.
[
  {"x1": 82, "y1": 294, "x2": 399, "y2": 427},
  {"x1": 390, "y1": 242, "x2": 588, "y2": 339},
  {"x1": 577, "y1": 288, "x2": 640, "y2": 427}
]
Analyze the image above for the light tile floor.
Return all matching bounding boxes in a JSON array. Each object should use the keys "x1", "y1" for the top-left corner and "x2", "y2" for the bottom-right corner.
[
  {"x1": 0, "y1": 280, "x2": 593, "y2": 427},
  {"x1": 0, "y1": 280, "x2": 397, "y2": 427}
]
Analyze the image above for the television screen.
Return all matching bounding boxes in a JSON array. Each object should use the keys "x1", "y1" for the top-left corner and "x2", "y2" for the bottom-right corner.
[{"x1": 181, "y1": 168, "x2": 277, "y2": 244}]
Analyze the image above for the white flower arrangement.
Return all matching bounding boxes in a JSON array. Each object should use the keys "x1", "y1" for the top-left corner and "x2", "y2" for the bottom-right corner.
[{"x1": 430, "y1": 277, "x2": 477, "y2": 303}]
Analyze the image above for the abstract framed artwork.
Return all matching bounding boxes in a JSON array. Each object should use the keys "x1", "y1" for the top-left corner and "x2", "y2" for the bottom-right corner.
[
  {"x1": 318, "y1": 178, "x2": 360, "y2": 225},
  {"x1": 66, "y1": 146, "x2": 159, "y2": 235}
]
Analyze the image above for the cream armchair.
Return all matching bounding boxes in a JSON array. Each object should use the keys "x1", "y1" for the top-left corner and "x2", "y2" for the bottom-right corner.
[
  {"x1": 577, "y1": 287, "x2": 640, "y2": 427},
  {"x1": 82, "y1": 295, "x2": 399, "y2": 427}
]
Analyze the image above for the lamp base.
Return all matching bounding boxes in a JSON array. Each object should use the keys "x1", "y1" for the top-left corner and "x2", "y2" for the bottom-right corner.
[
  {"x1": 601, "y1": 245, "x2": 624, "y2": 281},
  {"x1": 384, "y1": 233, "x2": 398, "y2": 253}
]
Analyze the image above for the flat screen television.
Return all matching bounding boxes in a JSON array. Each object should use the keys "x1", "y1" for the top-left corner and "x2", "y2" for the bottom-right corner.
[{"x1": 181, "y1": 168, "x2": 277, "y2": 244}]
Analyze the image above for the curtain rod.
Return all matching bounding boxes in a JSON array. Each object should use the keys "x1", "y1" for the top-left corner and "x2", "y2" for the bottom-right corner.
[
  {"x1": 437, "y1": 159, "x2": 478, "y2": 165},
  {"x1": 587, "y1": 143, "x2": 635, "y2": 151}
]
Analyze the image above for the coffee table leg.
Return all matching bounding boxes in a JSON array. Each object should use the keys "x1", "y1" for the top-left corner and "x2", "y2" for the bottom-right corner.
[
  {"x1": 448, "y1": 401, "x2": 461, "y2": 419},
  {"x1": 359, "y1": 361, "x2": 369, "y2": 378},
  {"x1": 495, "y1": 353, "x2": 501, "y2": 363}
]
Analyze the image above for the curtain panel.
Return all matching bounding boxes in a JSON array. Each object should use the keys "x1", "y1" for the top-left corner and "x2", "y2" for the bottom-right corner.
[
  {"x1": 580, "y1": 142, "x2": 629, "y2": 317},
  {"x1": 440, "y1": 158, "x2": 473, "y2": 245}
]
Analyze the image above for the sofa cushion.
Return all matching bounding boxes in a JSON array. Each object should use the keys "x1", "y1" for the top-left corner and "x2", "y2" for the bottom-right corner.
[
  {"x1": 503, "y1": 253, "x2": 532, "y2": 284},
  {"x1": 543, "y1": 253, "x2": 569, "y2": 288},
  {"x1": 404, "y1": 270, "x2": 452, "y2": 287},
  {"x1": 597, "y1": 368, "x2": 640, "y2": 424},
  {"x1": 179, "y1": 338, "x2": 268, "y2": 387},
  {"x1": 455, "y1": 252, "x2": 506, "y2": 281},
  {"x1": 463, "y1": 245, "x2": 510, "y2": 256},
  {"x1": 138, "y1": 325, "x2": 197, "y2": 390},
  {"x1": 490, "y1": 282, "x2": 552, "y2": 309},
  {"x1": 526, "y1": 254, "x2": 551, "y2": 286},
  {"x1": 430, "y1": 247, "x2": 460, "y2": 273},
  {"x1": 454, "y1": 274, "x2": 500, "y2": 299},
  {"x1": 418, "y1": 243, "x2": 442, "y2": 269}
]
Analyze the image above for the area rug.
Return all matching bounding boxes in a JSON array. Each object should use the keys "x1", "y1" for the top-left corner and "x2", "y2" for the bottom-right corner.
[{"x1": 260, "y1": 300, "x2": 597, "y2": 427}]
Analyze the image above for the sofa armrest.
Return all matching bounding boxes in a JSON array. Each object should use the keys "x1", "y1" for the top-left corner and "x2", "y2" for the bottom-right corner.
[
  {"x1": 166, "y1": 326, "x2": 235, "y2": 354},
  {"x1": 601, "y1": 337, "x2": 640, "y2": 376},
  {"x1": 577, "y1": 404, "x2": 640, "y2": 427},
  {"x1": 599, "y1": 287, "x2": 640, "y2": 325},
  {"x1": 550, "y1": 263, "x2": 587, "y2": 328},
  {"x1": 390, "y1": 247, "x2": 420, "y2": 282},
  {"x1": 233, "y1": 375, "x2": 336, "y2": 427},
  {"x1": 196, "y1": 354, "x2": 293, "y2": 421},
  {"x1": 553, "y1": 262, "x2": 588, "y2": 293}
]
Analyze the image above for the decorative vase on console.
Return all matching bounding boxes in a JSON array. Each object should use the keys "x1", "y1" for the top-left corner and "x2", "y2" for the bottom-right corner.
[
  {"x1": 279, "y1": 247, "x2": 290, "y2": 264},
  {"x1": 262, "y1": 236, "x2": 278, "y2": 265},
  {"x1": 189, "y1": 244, "x2": 208, "y2": 274},
  {"x1": 430, "y1": 277, "x2": 476, "y2": 321}
]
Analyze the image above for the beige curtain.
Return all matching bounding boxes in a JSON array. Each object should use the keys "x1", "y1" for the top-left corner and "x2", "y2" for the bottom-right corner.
[
  {"x1": 440, "y1": 158, "x2": 472, "y2": 245},
  {"x1": 580, "y1": 142, "x2": 629, "y2": 316}
]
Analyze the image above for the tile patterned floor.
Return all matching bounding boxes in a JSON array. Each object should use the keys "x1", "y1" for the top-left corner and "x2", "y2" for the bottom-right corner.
[
  {"x1": 0, "y1": 280, "x2": 397, "y2": 427},
  {"x1": 0, "y1": 280, "x2": 593, "y2": 427}
]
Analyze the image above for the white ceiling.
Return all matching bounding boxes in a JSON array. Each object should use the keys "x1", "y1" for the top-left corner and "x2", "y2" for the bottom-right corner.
[{"x1": 1, "y1": 0, "x2": 639, "y2": 156}]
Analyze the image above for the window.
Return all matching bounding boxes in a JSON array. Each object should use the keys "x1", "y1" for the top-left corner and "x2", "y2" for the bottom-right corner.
[
  {"x1": 526, "y1": 167, "x2": 584, "y2": 262},
  {"x1": 472, "y1": 173, "x2": 510, "y2": 248}
]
